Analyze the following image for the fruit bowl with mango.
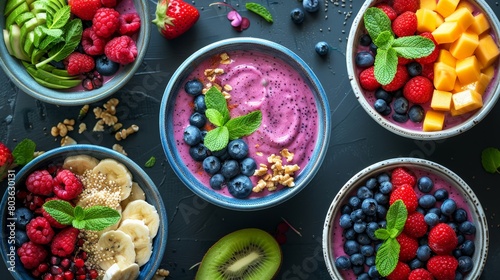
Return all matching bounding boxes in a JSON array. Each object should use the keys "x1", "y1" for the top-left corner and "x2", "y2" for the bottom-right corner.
[
  {"x1": 347, "y1": 0, "x2": 500, "y2": 139},
  {"x1": 0, "y1": 0, "x2": 150, "y2": 106}
]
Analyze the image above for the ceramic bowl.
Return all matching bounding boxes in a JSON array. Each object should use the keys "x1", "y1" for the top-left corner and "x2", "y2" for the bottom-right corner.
[
  {"x1": 322, "y1": 158, "x2": 488, "y2": 279},
  {"x1": 0, "y1": 0, "x2": 150, "y2": 106},
  {"x1": 0, "y1": 144, "x2": 167, "y2": 279},
  {"x1": 159, "y1": 37, "x2": 331, "y2": 211},
  {"x1": 346, "y1": 0, "x2": 500, "y2": 140}
]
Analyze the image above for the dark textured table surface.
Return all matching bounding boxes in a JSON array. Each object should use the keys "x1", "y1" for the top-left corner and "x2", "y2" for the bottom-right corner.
[{"x1": 1, "y1": 0, "x2": 500, "y2": 279}]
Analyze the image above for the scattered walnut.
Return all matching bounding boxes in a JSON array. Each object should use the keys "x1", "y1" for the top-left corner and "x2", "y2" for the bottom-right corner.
[
  {"x1": 51, "y1": 120, "x2": 75, "y2": 137},
  {"x1": 223, "y1": 84, "x2": 233, "y2": 91},
  {"x1": 60, "y1": 136, "x2": 77, "y2": 146},
  {"x1": 214, "y1": 68, "x2": 224, "y2": 75},
  {"x1": 78, "y1": 123, "x2": 87, "y2": 134},
  {"x1": 93, "y1": 107, "x2": 103, "y2": 119},
  {"x1": 78, "y1": 104, "x2": 90, "y2": 120},
  {"x1": 115, "y1": 125, "x2": 139, "y2": 141},
  {"x1": 93, "y1": 119, "x2": 105, "y2": 132},
  {"x1": 112, "y1": 144, "x2": 127, "y2": 156},
  {"x1": 100, "y1": 112, "x2": 118, "y2": 126},
  {"x1": 152, "y1": 268, "x2": 170, "y2": 280}
]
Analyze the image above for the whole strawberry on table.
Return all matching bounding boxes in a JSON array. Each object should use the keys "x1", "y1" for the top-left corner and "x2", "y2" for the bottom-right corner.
[{"x1": 152, "y1": 0, "x2": 200, "y2": 39}]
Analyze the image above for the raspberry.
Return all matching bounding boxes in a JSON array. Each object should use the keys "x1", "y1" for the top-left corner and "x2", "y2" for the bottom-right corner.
[
  {"x1": 0, "y1": 142, "x2": 14, "y2": 181},
  {"x1": 26, "y1": 170, "x2": 54, "y2": 196},
  {"x1": 398, "y1": 56, "x2": 412, "y2": 65},
  {"x1": 119, "y1": 13, "x2": 141, "y2": 36},
  {"x1": 409, "y1": 268, "x2": 434, "y2": 280},
  {"x1": 81, "y1": 28, "x2": 107, "y2": 56},
  {"x1": 416, "y1": 32, "x2": 440, "y2": 64},
  {"x1": 17, "y1": 241, "x2": 48, "y2": 270},
  {"x1": 53, "y1": 169, "x2": 83, "y2": 200},
  {"x1": 392, "y1": 0, "x2": 419, "y2": 14},
  {"x1": 65, "y1": 52, "x2": 95, "y2": 76},
  {"x1": 391, "y1": 167, "x2": 416, "y2": 187},
  {"x1": 359, "y1": 66, "x2": 381, "y2": 91},
  {"x1": 404, "y1": 212, "x2": 428, "y2": 238},
  {"x1": 382, "y1": 65, "x2": 409, "y2": 92},
  {"x1": 387, "y1": 261, "x2": 410, "y2": 280},
  {"x1": 392, "y1": 11, "x2": 417, "y2": 37},
  {"x1": 421, "y1": 63, "x2": 434, "y2": 80},
  {"x1": 92, "y1": 8, "x2": 120, "y2": 38},
  {"x1": 51, "y1": 227, "x2": 80, "y2": 257},
  {"x1": 427, "y1": 255, "x2": 459, "y2": 280},
  {"x1": 68, "y1": 0, "x2": 102, "y2": 21},
  {"x1": 428, "y1": 223, "x2": 458, "y2": 255},
  {"x1": 403, "y1": 76, "x2": 434, "y2": 104},
  {"x1": 42, "y1": 198, "x2": 68, "y2": 229},
  {"x1": 101, "y1": 0, "x2": 117, "y2": 7},
  {"x1": 389, "y1": 183, "x2": 418, "y2": 213},
  {"x1": 26, "y1": 217, "x2": 55, "y2": 245},
  {"x1": 396, "y1": 233, "x2": 418, "y2": 262},
  {"x1": 376, "y1": 4, "x2": 397, "y2": 21},
  {"x1": 104, "y1": 35, "x2": 138, "y2": 65}
]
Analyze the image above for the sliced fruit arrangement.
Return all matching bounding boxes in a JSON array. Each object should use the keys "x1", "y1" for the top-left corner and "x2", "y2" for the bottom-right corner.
[{"x1": 13, "y1": 154, "x2": 160, "y2": 279}]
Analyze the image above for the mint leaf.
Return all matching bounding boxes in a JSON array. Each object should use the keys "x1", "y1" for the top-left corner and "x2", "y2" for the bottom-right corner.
[
  {"x1": 83, "y1": 206, "x2": 121, "y2": 231},
  {"x1": 47, "y1": 6, "x2": 70, "y2": 29},
  {"x1": 374, "y1": 48, "x2": 398, "y2": 85},
  {"x1": 40, "y1": 26, "x2": 64, "y2": 38},
  {"x1": 481, "y1": 147, "x2": 500, "y2": 173},
  {"x1": 225, "y1": 110, "x2": 262, "y2": 140},
  {"x1": 386, "y1": 200, "x2": 408, "y2": 232},
  {"x1": 205, "y1": 87, "x2": 230, "y2": 124},
  {"x1": 245, "y1": 2, "x2": 273, "y2": 23},
  {"x1": 204, "y1": 126, "x2": 229, "y2": 152},
  {"x1": 374, "y1": 31, "x2": 394, "y2": 50},
  {"x1": 12, "y1": 139, "x2": 36, "y2": 166},
  {"x1": 393, "y1": 36, "x2": 435, "y2": 59},
  {"x1": 376, "y1": 237, "x2": 400, "y2": 277},
  {"x1": 205, "y1": 108, "x2": 226, "y2": 127},
  {"x1": 74, "y1": 206, "x2": 85, "y2": 220},
  {"x1": 36, "y1": 18, "x2": 82, "y2": 68},
  {"x1": 145, "y1": 156, "x2": 156, "y2": 168},
  {"x1": 389, "y1": 228, "x2": 400, "y2": 238},
  {"x1": 375, "y1": 228, "x2": 390, "y2": 240},
  {"x1": 39, "y1": 35, "x2": 64, "y2": 51},
  {"x1": 43, "y1": 200, "x2": 74, "y2": 225},
  {"x1": 364, "y1": 7, "x2": 392, "y2": 42},
  {"x1": 72, "y1": 220, "x2": 86, "y2": 229}
]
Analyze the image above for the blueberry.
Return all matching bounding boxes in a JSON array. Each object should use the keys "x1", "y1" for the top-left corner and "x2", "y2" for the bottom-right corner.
[
  {"x1": 290, "y1": 8, "x2": 305, "y2": 24},
  {"x1": 357, "y1": 186, "x2": 373, "y2": 200},
  {"x1": 428, "y1": 207, "x2": 441, "y2": 216},
  {"x1": 227, "y1": 175, "x2": 253, "y2": 199},
  {"x1": 367, "y1": 265, "x2": 380, "y2": 277},
  {"x1": 15, "y1": 207, "x2": 33, "y2": 230},
  {"x1": 201, "y1": 130, "x2": 208, "y2": 141},
  {"x1": 315, "y1": 41, "x2": 330, "y2": 56},
  {"x1": 357, "y1": 273, "x2": 370, "y2": 280},
  {"x1": 458, "y1": 256, "x2": 473, "y2": 273},
  {"x1": 189, "y1": 112, "x2": 206, "y2": 128},
  {"x1": 212, "y1": 147, "x2": 229, "y2": 161},
  {"x1": 365, "y1": 256, "x2": 376, "y2": 267},
  {"x1": 184, "y1": 79, "x2": 203, "y2": 96},
  {"x1": 361, "y1": 198, "x2": 377, "y2": 216},
  {"x1": 374, "y1": 99, "x2": 388, "y2": 114},
  {"x1": 350, "y1": 209, "x2": 365, "y2": 223},
  {"x1": 374, "y1": 192, "x2": 388, "y2": 204},
  {"x1": 392, "y1": 112, "x2": 409, "y2": 123},
  {"x1": 457, "y1": 234, "x2": 466, "y2": 245},
  {"x1": 453, "y1": 208, "x2": 468, "y2": 223},
  {"x1": 353, "y1": 222, "x2": 367, "y2": 233},
  {"x1": 350, "y1": 253, "x2": 364, "y2": 266},
  {"x1": 340, "y1": 214, "x2": 353, "y2": 229},
  {"x1": 374, "y1": 242, "x2": 383, "y2": 252},
  {"x1": 439, "y1": 214, "x2": 449, "y2": 223},
  {"x1": 416, "y1": 245, "x2": 431, "y2": 261},
  {"x1": 375, "y1": 88, "x2": 392, "y2": 103},
  {"x1": 366, "y1": 222, "x2": 379, "y2": 240},
  {"x1": 352, "y1": 265, "x2": 364, "y2": 276},
  {"x1": 409, "y1": 258, "x2": 424, "y2": 270},
  {"x1": 378, "y1": 220, "x2": 387, "y2": 229},
  {"x1": 392, "y1": 89, "x2": 404, "y2": 98},
  {"x1": 349, "y1": 196, "x2": 361, "y2": 209},
  {"x1": 419, "y1": 194, "x2": 436, "y2": 209},
  {"x1": 441, "y1": 199, "x2": 457, "y2": 216},
  {"x1": 424, "y1": 213, "x2": 439, "y2": 227},
  {"x1": 302, "y1": 0, "x2": 319, "y2": 12},
  {"x1": 227, "y1": 139, "x2": 249, "y2": 159},
  {"x1": 209, "y1": 174, "x2": 225, "y2": 190},
  {"x1": 344, "y1": 240, "x2": 360, "y2": 255},
  {"x1": 335, "y1": 256, "x2": 351, "y2": 270},
  {"x1": 355, "y1": 51, "x2": 374, "y2": 67},
  {"x1": 341, "y1": 205, "x2": 352, "y2": 215},
  {"x1": 365, "y1": 178, "x2": 378, "y2": 190},
  {"x1": 459, "y1": 221, "x2": 476, "y2": 235},
  {"x1": 376, "y1": 205, "x2": 387, "y2": 219},
  {"x1": 453, "y1": 248, "x2": 463, "y2": 258},
  {"x1": 408, "y1": 105, "x2": 425, "y2": 122},
  {"x1": 360, "y1": 245, "x2": 374, "y2": 257},
  {"x1": 416, "y1": 207, "x2": 426, "y2": 215},
  {"x1": 95, "y1": 55, "x2": 120, "y2": 76},
  {"x1": 406, "y1": 61, "x2": 423, "y2": 77},
  {"x1": 183, "y1": 125, "x2": 202, "y2": 146},
  {"x1": 377, "y1": 172, "x2": 390, "y2": 183},
  {"x1": 417, "y1": 176, "x2": 434, "y2": 193},
  {"x1": 202, "y1": 156, "x2": 221, "y2": 175},
  {"x1": 344, "y1": 228, "x2": 356, "y2": 240},
  {"x1": 239, "y1": 157, "x2": 257, "y2": 177},
  {"x1": 393, "y1": 97, "x2": 409, "y2": 114},
  {"x1": 460, "y1": 240, "x2": 475, "y2": 256},
  {"x1": 379, "y1": 181, "x2": 393, "y2": 194},
  {"x1": 189, "y1": 143, "x2": 209, "y2": 161},
  {"x1": 434, "y1": 188, "x2": 449, "y2": 201},
  {"x1": 381, "y1": 105, "x2": 392, "y2": 116},
  {"x1": 369, "y1": 42, "x2": 377, "y2": 55},
  {"x1": 455, "y1": 272, "x2": 464, "y2": 280},
  {"x1": 194, "y1": 94, "x2": 207, "y2": 113},
  {"x1": 15, "y1": 229, "x2": 28, "y2": 246},
  {"x1": 359, "y1": 34, "x2": 372, "y2": 46},
  {"x1": 357, "y1": 233, "x2": 371, "y2": 245},
  {"x1": 221, "y1": 160, "x2": 240, "y2": 179}
]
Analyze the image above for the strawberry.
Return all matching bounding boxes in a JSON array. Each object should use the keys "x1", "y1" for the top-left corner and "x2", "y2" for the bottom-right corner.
[
  {"x1": 152, "y1": 0, "x2": 200, "y2": 39},
  {"x1": 392, "y1": 11, "x2": 417, "y2": 37},
  {"x1": 409, "y1": 268, "x2": 434, "y2": 280},
  {"x1": 387, "y1": 261, "x2": 411, "y2": 280},
  {"x1": 391, "y1": 167, "x2": 416, "y2": 187},
  {"x1": 389, "y1": 183, "x2": 418, "y2": 213},
  {"x1": 392, "y1": 0, "x2": 419, "y2": 14},
  {"x1": 404, "y1": 212, "x2": 428, "y2": 238},
  {"x1": 416, "y1": 32, "x2": 440, "y2": 65},
  {"x1": 428, "y1": 223, "x2": 458, "y2": 255},
  {"x1": 427, "y1": 255, "x2": 458, "y2": 280},
  {"x1": 403, "y1": 76, "x2": 434, "y2": 104},
  {"x1": 376, "y1": 4, "x2": 397, "y2": 21},
  {"x1": 0, "y1": 142, "x2": 15, "y2": 182},
  {"x1": 359, "y1": 66, "x2": 381, "y2": 91},
  {"x1": 68, "y1": 0, "x2": 102, "y2": 21},
  {"x1": 382, "y1": 64, "x2": 409, "y2": 92},
  {"x1": 396, "y1": 233, "x2": 418, "y2": 262}
]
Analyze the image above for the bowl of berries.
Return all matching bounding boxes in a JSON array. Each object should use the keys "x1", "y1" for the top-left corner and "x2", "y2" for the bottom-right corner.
[
  {"x1": 0, "y1": 0, "x2": 149, "y2": 106},
  {"x1": 322, "y1": 157, "x2": 488, "y2": 279},
  {"x1": 159, "y1": 37, "x2": 331, "y2": 210},
  {"x1": 0, "y1": 144, "x2": 167, "y2": 280},
  {"x1": 347, "y1": 0, "x2": 500, "y2": 139}
]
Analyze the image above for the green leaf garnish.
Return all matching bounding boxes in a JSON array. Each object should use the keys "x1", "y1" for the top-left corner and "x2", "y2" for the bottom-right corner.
[
  {"x1": 245, "y1": 2, "x2": 273, "y2": 23},
  {"x1": 374, "y1": 48, "x2": 398, "y2": 85},
  {"x1": 42, "y1": 200, "x2": 74, "y2": 225},
  {"x1": 205, "y1": 87, "x2": 230, "y2": 124},
  {"x1": 392, "y1": 36, "x2": 435, "y2": 59},
  {"x1": 225, "y1": 111, "x2": 263, "y2": 140},
  {"x1": 374, "y1": 228, "x2": 390, "y2": 240},
  {"x1": 74, "y1": 206, "x2": 85, "y2": 220},
  {"x1": 46, "y1": 6, "x2": 70, "y2": 29},
  {"x1": 83, "y1": 206, "x2": 122, "y2": 231},
  {"x1": 376, "y1": 237, "x2": 400, "y2": 277},
  {"x1": 374, "y1": 31, "x2": 394, "y2": 50},
  {"x1": 205, "y1": 108, "x2": 226, "y2": 127},
  {"x1": 204, "y1": 126, "x2": 229, "y2": 152},
  {"x1": 12, "y1": 139, "x2": 36, "y2": 166},
  {"x1": 145, "y1": 156, "x2": 156, "y2": 168},
  {"x1": 386, "y1": 200, "x2": 408, "y2": 231},
  {"x1": 481, "y1": 147, "x2": 500, "y2": 173},
  {"x1": 363, "y1": 7, "x2": 392, "y2": 41}
]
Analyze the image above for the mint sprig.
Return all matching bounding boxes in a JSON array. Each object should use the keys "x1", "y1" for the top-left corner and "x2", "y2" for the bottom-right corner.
[
  {"x1": 203, "y1": 87, "x2": 262, "y2": 151},
  {"x1": 363, "y1": 7, "x2": 435, "y2": 85},
  {"x1": 245, "y1": 2, "x2": 273, "y2": 23},
  {"x1": 12, "y1": 139, "x2": 36, "y2": 166},
  {"x1": 481, "y1": 147, "x2": 500, "y2": 173},
  {"x1": 43, "y1": 200, "x2": 121, "y2": 231},
  {"x1": 374, "y1": 200, "x2": 408, "y2": 277}
]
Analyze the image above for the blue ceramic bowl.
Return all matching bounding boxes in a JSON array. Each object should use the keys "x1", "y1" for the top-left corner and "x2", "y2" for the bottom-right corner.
[
  {"x1": 0, "y1": 145, "x2": 167, "y2": 279},
  {"x1": 159, "y1": 37, "x2": 331, "y2": 211},
  {"x1": 0, "y1": 0, "x2": 150, "y2": 106}
]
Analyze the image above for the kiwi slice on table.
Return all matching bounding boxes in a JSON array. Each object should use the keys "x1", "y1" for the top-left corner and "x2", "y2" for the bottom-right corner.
[{"x1": 195, "y1": 228, "x2": 282, "y2": 280}]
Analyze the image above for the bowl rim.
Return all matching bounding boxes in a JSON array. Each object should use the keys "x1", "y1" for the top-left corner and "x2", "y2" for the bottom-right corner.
[
  {"x1": 0, "y1": 0, "x2": 150, "y2": 106},
  {"x1": 322, "y1": 157, "x2": 489, "y2": 279},
  {"x1": 159, "y1": 37, "x2": 331, "y2": 211},
  {"x1": 346, "y1": 0, "x2": 500, "y2": 140},
  {"x1": 0, "y1": 144, "x2": 167, "y2": 280}
]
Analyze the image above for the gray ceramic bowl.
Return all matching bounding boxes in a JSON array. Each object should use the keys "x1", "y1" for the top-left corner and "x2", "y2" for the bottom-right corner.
[
  {"x1": 347, "y1": 0, "x2": 500, "y2": 140},
  {"x1": 322, "y1": 158, "x2": 488, "y2": 279},
  {"x1": 159, "y1": 37, "x2": 331, "y2": 211},
  {"x1": 0, "y1": 144, "x2": 167, "y2": 279},
  {"x1": 0, "y1": 0, "x2": 150, "y2": 106}
]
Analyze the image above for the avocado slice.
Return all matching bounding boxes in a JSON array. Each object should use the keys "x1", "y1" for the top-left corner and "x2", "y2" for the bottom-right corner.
[
  {"x1": 31, "y1": 48, "x2": 47, "y2": 65},
  {"x1": 29, "y1": 1, "x2": 48, "y2": 14},
  {"x1": 25, "y1": 66, "x2": 81, "y2": 89},
  {"x1": 52, "y1": 69, "x2": 78, "y2": 79},
  {"x1": 23, "y1": 31, "x2": 35, "y2": 57},
  {"x1": 5, "y1": 2, "x2": 29, "y2": 28},
  {"x1": 3, "y1": 29, "x2": 14, "y2": 56},
  {"x1": 33, "y1": 26, "x2": 46, "y2": 48},
  {"x1": 15, "y1": 12, "x2": 35, "y2": 27},
  {"x1": 5, "y1": 0, "x2": 25, "y2": 17},
  {"x1": 9, "y1": 24, "x2": 30, "y2": 61}
]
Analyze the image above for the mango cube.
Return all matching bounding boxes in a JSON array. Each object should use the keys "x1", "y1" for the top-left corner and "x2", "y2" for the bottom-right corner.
[
  {"x1": 449, "y1": 31, "x2": 479, "y2": 60},
  {"x1": 434, "y1": 62, "x2": 457, "y2": 91},
  {"x1": 417, "y1": 9, "x2": 441, "y2": 33},
  {"x1": 420, "y1": 0, "x2": 437, "y2": 10},
  {"x1": 438, "y1": 49, "x2": 457, "y2": 67},
  {"x1": 452, "y1": 89, "x2": 483, "y2": 115},
  {"x1": 456, "y1": 56, "x2": 481, "y2": 85},
  {"x1": 423, "y1": 110, "x2": 446, "y2": 131},
  {"x1": 435, "y1": 0, "x2": 460, "y2": 18},
  {"x1": 445, "y1": 8, "x2": 474, "y2": 31},
  {"x1": 475, "y1": 34, "x2": 500, "y2": 68},
  {"x1": 468, "y1": 13, "x2": 490, "y2": 35},
  {"x1": 432, "y1": 21, "x2": 463, "y2": 44},
  {"x1": 483, "y1": 65, "x2": 495, "y2": 80},
  {"x1": 456, "y1": 1, "x2": 475, "y2": 12},
  {"x1": 463, "y1": 73, "x2": 494, "y2": 95},
  {"x1": 431, "y1": 90, "x2": 453, "y2": 111}
]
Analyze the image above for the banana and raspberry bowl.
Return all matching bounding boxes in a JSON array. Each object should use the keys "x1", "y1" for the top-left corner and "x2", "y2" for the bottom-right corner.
[{"x1": 0, "y1": 145, "x2": 167, "y2": 280}]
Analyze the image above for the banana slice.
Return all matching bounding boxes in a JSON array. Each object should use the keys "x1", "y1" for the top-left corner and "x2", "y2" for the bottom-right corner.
[
  {"x1": 121, "y1": 182, "x2": 146, "y2": 209},
  {"x1": 103, "y1": 263, "x2": 140, "y2": 280},
  {"x1": 63, "y1": 155, "x2": 100, "y2": 175},
  {"x1": 93, "y1": 158, "x2": 133, "y2": 200},
  {"x1": 135, "y1": 241, "x2": 153, "y2": 267},
  {"x1": 122, "y1": 200, "x2": 160, "y2": 239},
  {"x1": 118, "y1": 219, "x2": 153, "y2": 266},
  {"x1": 97, "y1": 230, "x2": 136, "y2": 271}
]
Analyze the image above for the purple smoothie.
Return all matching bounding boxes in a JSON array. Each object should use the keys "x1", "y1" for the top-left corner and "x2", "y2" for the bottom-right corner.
[{"x1": 172, "y1": 50, "x2": 319, "y2": 198}]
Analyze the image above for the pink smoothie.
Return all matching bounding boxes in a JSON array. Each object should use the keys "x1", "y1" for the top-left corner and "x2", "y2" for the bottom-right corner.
[{"x1": 172, "y1": 50, "x2": 319, "y2": 198}]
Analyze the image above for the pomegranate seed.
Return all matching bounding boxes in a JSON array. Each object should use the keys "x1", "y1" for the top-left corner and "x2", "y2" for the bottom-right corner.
[
  {"x1": 51, "y1": 265, "x2": 63, "y2": 275},
  {"x1": 38, "y1": 263, "x2": 49, "y2": 273},
  {"x1": 275, "y1": 232, "x2": 287, "y2": 245},
  {"x1": 43, "y1": 274, "x2": 54, "y2": 280},
  {"x1": 92, "y1": 76, "x2": 103, "y2": 88},
  {"x1": 77, "y1": 239, "x2": 85, "y2": 247},
  {"x1": 74, "y1": 258, "x2": 85, "y2": 268},
  {"x1": 60, "y1": 258, "x2": 71, "y2": 269},
  {"x1": 82, "y1": 78, "x2": 94, "y2": 91},
  {"x1": 76, "y1": 267, "x2": 86, "y2": 275},
  {"x1": 79, "y1": 251, "x2": 88, "y2": 260},
  {"x1": 89, "y1": 269, "x2": 98, "y2": 279},
  {"x1": 32, "y1": 269, "x2": 42, "y2": 277},
  {"x1": 277, "y1": 222, "x2": 290, "y2": 233},
  {"x1": 55, "y1": 275, "x2": 64, "y2": 280},
  {"x1": 63, "y1": 271, "x2": 74, "y2": 280},
  {"x1": 50, "y1": 256, "x2": 61, "y2": 266},
  {"x1": 77, "y1": 275, "x2": 86, "y2": 280}
]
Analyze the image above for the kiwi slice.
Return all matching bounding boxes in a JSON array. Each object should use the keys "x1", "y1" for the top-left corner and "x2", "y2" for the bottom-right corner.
[{"x1": 195, "y1": 228, "x2": 282, "y2": 280}]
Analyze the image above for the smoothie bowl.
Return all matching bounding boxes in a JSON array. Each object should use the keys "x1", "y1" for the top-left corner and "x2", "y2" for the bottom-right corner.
[
  {"x1": 159, "y1": 37, "x2": 331, "y2": 211},
  {"x1": 0, "y1": 0, "x2": 149, "y2": 106},
  {"x1": 322, "y1": 158, "x2": 488, "y2": 279},
  {"x1": 347, "y1": 0, "x2": 500, "y2": 139},
  {"x1": 0, "y1": 144, "x2": 167, "y2": 279}
]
